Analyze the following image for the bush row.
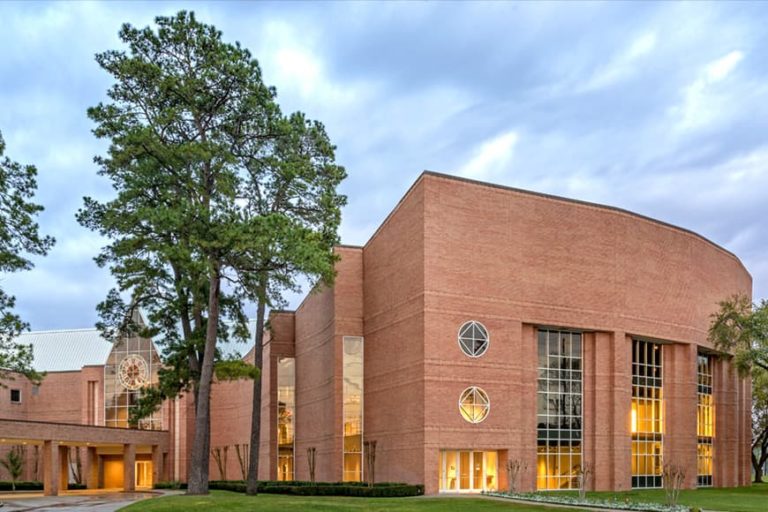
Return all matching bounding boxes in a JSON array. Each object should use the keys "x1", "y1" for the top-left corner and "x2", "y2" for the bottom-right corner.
[
  {"x1": 154, "y1": 480, "x2": 424, "y2": 497},
  {"x1": 0, "y1": 481, "x2": 87, "y2": 491}
]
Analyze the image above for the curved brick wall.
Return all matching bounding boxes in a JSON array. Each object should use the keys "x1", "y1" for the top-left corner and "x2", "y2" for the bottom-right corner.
[{"x1": 361, "y1": 172, "x2": 751, "y2": 494}]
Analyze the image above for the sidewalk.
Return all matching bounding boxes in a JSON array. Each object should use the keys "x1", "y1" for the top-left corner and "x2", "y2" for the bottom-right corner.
[{"x1": 0, "y1": 490, "x2": 180, "y2": 512}]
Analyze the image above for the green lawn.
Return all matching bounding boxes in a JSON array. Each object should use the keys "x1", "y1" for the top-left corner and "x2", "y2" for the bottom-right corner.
[
  {"x1": 120, "y1": 491, "x2": 582, "y2": 511},
  {"x1": 121, "y1": 484, "x2": 768, "y2": 512}
]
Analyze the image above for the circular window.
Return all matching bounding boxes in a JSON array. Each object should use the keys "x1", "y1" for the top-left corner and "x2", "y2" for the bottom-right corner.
[
  {"x1": 458, "y1": 321, "x2": 489, "y2": 357},
  {"x1": 458, "y1": 386, "x2": 490, "y2": 423}
]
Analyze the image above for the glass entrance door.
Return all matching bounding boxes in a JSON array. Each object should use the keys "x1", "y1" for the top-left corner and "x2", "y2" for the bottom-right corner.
[
  {"x1": 135, "y1": 461, "x2": 152, "y2": 488},
  {"x1": 439, "y1": 450, "x2": 497, "y2": 493}
]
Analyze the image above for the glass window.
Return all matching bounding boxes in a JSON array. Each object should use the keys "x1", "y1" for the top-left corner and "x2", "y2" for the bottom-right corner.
[
  {"x1": 537, "y1": 329, "x2": 582, "y2": 490},
  {"x1": 439, "y1": 450, "x2": 497, "y2": 492},
  {"x1": 277, "y1": 357, "x2": 295, "y2": 481},
  {"x1": 343, "y1": 336, "x2": 364, "y2": 482},
  {"x1": 458, "y1": 321, "x2": 489, "y2": 357},
  {"x1": 631, "y1": 339, "x2": 663, "y2": 489},
  {"x1": 697, "y1": 354, "x2": 714, "y2": 487},
  {"x1": 103, "y1": 329, "x2": 162, "y2": 430},
  {"x1": 10, "y1": 389, "x2": 21, "y2": 403},
  {"x1": 458, "y1": 386, "x2": 490, "y2": 423}
]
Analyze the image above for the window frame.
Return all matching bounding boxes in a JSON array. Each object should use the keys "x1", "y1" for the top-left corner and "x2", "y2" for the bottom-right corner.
[
  {"x1": 458, "y1": 386, "x2": 490, "y2": 424},
  {"x1": 10, "y1": 388, "x2": 21, "y2": 404},
  {"x1": 457, "y1": 321, "x2": 490, "y2": 358}
]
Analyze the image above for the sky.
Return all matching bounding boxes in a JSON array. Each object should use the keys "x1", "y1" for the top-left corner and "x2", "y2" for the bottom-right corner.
[{"x1": 1, "y1": 1, "x2": 768, "y2": 330}]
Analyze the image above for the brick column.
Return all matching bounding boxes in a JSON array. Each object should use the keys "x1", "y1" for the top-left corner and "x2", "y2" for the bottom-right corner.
[
  {"x1": 123, "y1": 444, "x2": 136, "y2": 492},
  {"x1": 43, "y1": 440, "x2": 60, "y2": 496},
  {"x1": 518, "y1": 323, "x2": 538, "y2": 492},
  {"x1": 59, "y1": 445, "x2": 69, "y2": 491},
  {"x1": 152, "y1": 445, "x2": 162, "y2": 487},
  {"x1": 612, "y1": 333, "x2": 632, "y2": 491},
  {"x1": 663, "y1": 343, "x2": 697, "y2": 488},
  {"x1": 589, "y1": 331, "x2": 631, "y2": 491},
  {"x1": 714, "y1": 357, "x2": 736, "y2": 487},
  {"x1": 86, "y1": 447, "x2": 99, "y2": 489}
]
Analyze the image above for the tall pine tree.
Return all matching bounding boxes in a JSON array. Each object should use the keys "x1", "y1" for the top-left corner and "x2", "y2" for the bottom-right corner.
[
  {"x1": 0, "y1": 130, "x2": 54, "y2": 385},
  {"x1": 80, "y1": 12, "x2": 345, "y2": 494}
]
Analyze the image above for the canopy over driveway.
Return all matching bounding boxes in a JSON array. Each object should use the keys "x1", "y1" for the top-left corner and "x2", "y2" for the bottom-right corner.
[{"x1": 0, "y1": 418, "x2": 169, "y2": 496}]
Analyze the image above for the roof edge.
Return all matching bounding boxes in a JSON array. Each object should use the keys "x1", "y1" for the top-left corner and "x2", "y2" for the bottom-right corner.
[
  {"x1": 420, "y1": 170, "x2": 750, "y2": 277},
  {"x1": 362, "y1": 172, "x2": 428, "y2": 250}
]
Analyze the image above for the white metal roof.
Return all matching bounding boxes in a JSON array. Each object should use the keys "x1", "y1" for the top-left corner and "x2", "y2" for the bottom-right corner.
[
  {"x1": 216, "y1": 318, "x2": 257, "y2": 360},
  {"x1": 15, "y1": 318, "x2": 257, "y2": 373},
  {"x1": 17, "y1": 328, "x2": 114, "y2": 372}
]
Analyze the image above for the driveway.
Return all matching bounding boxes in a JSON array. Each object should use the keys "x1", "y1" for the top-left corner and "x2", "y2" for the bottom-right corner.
[{"x1": 0, "y1": 490, "x2": 177, "y2": 511}]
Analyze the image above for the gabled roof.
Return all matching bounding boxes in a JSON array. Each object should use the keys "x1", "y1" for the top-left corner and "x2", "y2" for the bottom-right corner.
[{"x1": 17, "y1": 328, "x2": 113, "y2": 372}]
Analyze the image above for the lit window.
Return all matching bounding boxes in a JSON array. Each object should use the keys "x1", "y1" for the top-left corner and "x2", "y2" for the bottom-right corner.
[
  {"x1": 536, "y1": 329, "x2": 582, "y2": 490},
  {"x1": 104, "y1": 332, "x2": 162, "y2": 430},
  {"x1": 697, "y1": 354, "x2": 714, "y2": 487},
  {"x1": 10, "y1": 389, "x2": 21, "y2": 403},
  {"x1": 277, "y1": 357, "x2": 295, "y2": 481},
  {"x1": 459, "y1": 386, "x2": 490, "y2": 423},
  {"x1": 343, "y1": 336, "x2": 364, "y2": 482},
  {"x1": 458, "y1": 321, "x2": 489, "y2": 357},
  {"x1": 631, "y1": 339, "x2": 663, "y2": 489}
]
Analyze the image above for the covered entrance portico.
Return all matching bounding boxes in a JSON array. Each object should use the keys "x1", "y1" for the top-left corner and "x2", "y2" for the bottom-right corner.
[{"x1": 0, "y1": 418, "x2": 169, "y2": 496}]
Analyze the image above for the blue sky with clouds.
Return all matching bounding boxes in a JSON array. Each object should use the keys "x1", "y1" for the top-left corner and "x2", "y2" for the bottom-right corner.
[{"x1": 1, "y1": 1, "x2": 767, "y2": 330}]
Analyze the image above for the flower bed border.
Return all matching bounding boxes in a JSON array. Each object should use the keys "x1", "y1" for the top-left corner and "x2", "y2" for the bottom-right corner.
[{"x1": 484, "y1": 491, "x2": 691, "y2": 512}]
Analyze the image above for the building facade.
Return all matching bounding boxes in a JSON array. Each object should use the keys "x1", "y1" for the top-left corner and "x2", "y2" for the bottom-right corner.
[
  {"x1": 0, "y1": 171, "x2": 753, "y2": 495},
  {"x1": 252, "y1": 172, "x2": 752, "y2": 494}
]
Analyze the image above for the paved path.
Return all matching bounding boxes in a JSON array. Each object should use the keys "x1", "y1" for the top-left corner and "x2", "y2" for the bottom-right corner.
[{"x1": 0, "y1": 490, "x2": 179, "y2": 512}]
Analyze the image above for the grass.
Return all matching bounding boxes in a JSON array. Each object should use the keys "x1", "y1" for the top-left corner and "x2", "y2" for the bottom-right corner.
[
  {"x1": 539, "y1": 482, "x2": 768, "y2": 512},
  {"x1": 121, "y1": 484, "x2": 768, "y2": 512},
  {"x1": 119, "y1": 491, "x2": 583, "y2": 511}
]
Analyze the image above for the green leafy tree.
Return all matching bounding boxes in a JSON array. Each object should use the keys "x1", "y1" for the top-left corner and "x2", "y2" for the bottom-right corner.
[
  {"x1": 79, "y1": 11, "x2": 343, "y2": 495},
  {"x1": 238, "y1": 112, "x2": 347, "y2": 494},
  {"x1": 0, "y1": 131, "x2": 54, "y2": 385},
  {"x1": 709, "y1": 294, "x2": 768, "y2": 481},
  {"x1": 0, "y1": 445, "x2": 25, "y2": 491},
  {"x1": 709, "y1": 295, "x2": 768, "y2": 374}
]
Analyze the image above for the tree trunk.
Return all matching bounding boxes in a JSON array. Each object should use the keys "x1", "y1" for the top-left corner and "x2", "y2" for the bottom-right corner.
[
  {"x1": 246, "y1": 283, "x2": 267, "y2": 495},
  {"x1": 187, "y1": 266, "x2": 221, "y2": 495},
  {"x1": 754, "y1": 450, "x2": 768, "y2": 484}
]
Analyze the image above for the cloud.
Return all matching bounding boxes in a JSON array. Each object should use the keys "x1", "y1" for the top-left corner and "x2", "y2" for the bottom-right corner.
[
  {"x1": 580, "y1": 32, "x2": 658, "y2": 91},
  {"x1": 458, "y1": 131, "x2": 519, "y2": 180},
  {"x1": 673, "y1": 50, "x2": 745, "y2": 131},
  {"x1": 2, "y1": 1, "x2": 768, "y2": 328}
]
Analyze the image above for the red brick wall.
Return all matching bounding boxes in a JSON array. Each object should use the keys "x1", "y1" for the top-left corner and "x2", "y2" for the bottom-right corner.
[
  {"x1": 363, "y1": 182, "x2": 426, "y2": 486},
  {"x1": 417, "y1": 173, "x2": 751, "y2": 492}
]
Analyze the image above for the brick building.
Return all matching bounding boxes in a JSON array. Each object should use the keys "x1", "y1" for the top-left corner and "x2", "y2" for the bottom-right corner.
[
  {"x1": 0, "y1": 171, "x2": 753, "y2": 495},
  {"x1": 252, "y1": 172, "x2": 752, "y2": 494}
]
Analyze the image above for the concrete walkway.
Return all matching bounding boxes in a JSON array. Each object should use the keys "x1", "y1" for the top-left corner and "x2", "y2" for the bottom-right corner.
[{"x1": 0, "y1": 490, "x2": 179, "y2": 512}]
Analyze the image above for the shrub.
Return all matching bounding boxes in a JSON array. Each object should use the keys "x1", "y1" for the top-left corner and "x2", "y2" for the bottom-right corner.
[
  {"x1": 205, "y1": 480, "x2": 424, "y2": 497},
  {"x1": 154, "y1": 480, "x2": 187, "y2": 490},
  {"x1": 0, "y1": 481, "x2": 85, "y2": 491},
  {"x1": 0, "y1": 481, "x2": 43, "y2": 491}
]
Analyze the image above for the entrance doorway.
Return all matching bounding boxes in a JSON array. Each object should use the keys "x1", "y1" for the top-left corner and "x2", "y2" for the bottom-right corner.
[
  {"x1": 277, "y1": 453, "x2": 293, "y2": 481},
  {"x1": 135, "y1": 461, "x2": 152, "y2": 488},
  {"x1": 439, "y1": 450, "x2": 497, "y2": 493}
]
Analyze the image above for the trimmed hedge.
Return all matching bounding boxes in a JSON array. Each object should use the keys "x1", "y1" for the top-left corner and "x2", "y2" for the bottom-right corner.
[
  {"x1": 154, "y1": 481, "x2": 187, "y2": 490},
  {"x1": 0, "y1": 481, "x2": 87, "y2": 491},
  {"x1": 154, "y1": 480, "x2": 423, "y2": 497}
]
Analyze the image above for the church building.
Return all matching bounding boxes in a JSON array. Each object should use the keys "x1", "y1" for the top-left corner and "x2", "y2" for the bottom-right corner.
[{"x1": 0, "y1": 172, "x2": 753, "y2": 495}]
